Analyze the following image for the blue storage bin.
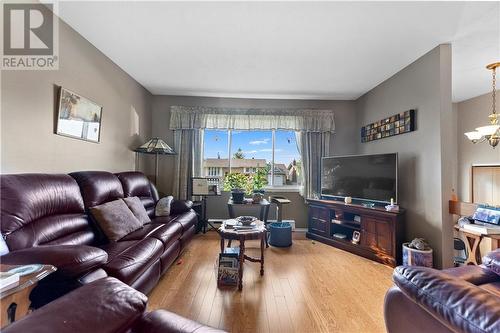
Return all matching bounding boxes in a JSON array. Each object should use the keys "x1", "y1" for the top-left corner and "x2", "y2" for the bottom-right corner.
[{"x1": 268, "y1": 222, "x2": 292, "y2": 247}]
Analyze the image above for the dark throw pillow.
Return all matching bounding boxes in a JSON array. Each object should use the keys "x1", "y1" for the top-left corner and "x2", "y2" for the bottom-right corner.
[
  {"x1": 90, "y1": 199, "x2": 143, "y2": 241},
  {"x1": 122, "y1": 196, "x2": 151, "y2": 225}
]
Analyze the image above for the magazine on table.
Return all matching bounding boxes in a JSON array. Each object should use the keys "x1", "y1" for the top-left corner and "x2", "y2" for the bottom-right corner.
[{"x1": 218, "y1": 249, "x2": 240, "y2": 286}]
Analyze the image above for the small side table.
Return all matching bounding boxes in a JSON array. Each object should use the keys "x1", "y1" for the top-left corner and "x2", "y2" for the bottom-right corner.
[
  {"x1": 454, "y1": 225, "x2": 500, "y2": 265},
  {"x1": 219, "y1": 221, "x2": 266, "y2": 291},
  {"x1": 0, "y1": 264, "x2": 56, "y2": 328},
  {"x1": 227, "y1": 199, "x2": 271, "y2": 224}
]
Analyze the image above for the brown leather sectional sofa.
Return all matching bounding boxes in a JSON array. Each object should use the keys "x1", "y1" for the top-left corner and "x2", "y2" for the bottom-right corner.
[
  {"x1": 0, "y1": 171, "x2": 197, "y2": 307},
  {"x1": 385, "y1": 249, "x2": 500, "y2": 333}
]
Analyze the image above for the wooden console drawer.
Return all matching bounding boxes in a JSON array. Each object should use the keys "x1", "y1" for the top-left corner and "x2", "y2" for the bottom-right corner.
[
  {"x1": 361, "y1": 217, "x2": 393, "y2": 255},
  {"x1": 309, "y1": 206, "x2": 330, "y2": 236}
]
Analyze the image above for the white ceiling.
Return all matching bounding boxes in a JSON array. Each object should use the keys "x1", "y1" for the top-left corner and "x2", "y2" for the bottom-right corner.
[{"x1": 57, "y1": 1, "x2": 499, "y2": 102}]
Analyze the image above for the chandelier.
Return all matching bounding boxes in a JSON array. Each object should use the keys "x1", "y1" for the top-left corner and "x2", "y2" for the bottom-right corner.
[{"x1": 464, "y1": 62, "x2": 500, "y2": 148}]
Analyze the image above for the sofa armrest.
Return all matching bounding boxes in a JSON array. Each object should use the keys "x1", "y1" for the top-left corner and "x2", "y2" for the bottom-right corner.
[
  {"x1": 1, "y1": 245, "x2": 108, "y2": 278},
  {"x1": 482, "y1": 248, "x2": 500, "y2": 276},
  {"x1": 134, "y1": 309, "x2": 227, "y2": 333},
  {"x1": 384, "y1": 286, "x2": 454, "y2": 333},
  {"x1": 170, "y1": 200, "x2": 193, "y2": 215},
  {"x1": 442, "y1": 265, "x2": 499, "y2": 285},
  {"x1": 393, "y1": 265, "x2": 500, "y2": 333},
  {"x1": 3, "y1": 277, "x2": 147, "y2": 333}
]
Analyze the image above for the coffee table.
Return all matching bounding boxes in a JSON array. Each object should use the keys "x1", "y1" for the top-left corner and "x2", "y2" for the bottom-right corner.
[
  {"x1": 219, "y1": 220, "x2": 266, "y2": 291},
  {"x1": 0, "y1": 264, "x2": 56, "y2": 328}
]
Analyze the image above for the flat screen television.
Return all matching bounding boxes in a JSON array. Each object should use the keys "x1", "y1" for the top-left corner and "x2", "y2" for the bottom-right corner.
[{"x1": 321, "y1": 153, "x2": 398, "y2": 204}]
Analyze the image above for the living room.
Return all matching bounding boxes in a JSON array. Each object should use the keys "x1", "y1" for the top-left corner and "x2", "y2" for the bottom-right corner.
[{"x1": 1, "y1": 1, "x2": 499, "y2": 333}]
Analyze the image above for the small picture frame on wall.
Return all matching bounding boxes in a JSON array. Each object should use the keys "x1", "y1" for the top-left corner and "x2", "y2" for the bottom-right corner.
[
  {"x1": 361, "y1": 109, "x2": 416, "y2": 143},
  {"x1": 56, "y1": 87, "x2": 103, "y2": 143}
]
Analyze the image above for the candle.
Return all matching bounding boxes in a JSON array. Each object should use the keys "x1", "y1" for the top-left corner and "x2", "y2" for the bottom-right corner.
[{"x1": 390, "y1": 198, "x2": 394, "y2": 205}]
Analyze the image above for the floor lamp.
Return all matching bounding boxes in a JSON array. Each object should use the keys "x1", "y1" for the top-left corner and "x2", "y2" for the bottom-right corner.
[{"x1": 135, "y1": 138, "x2": 176, "y2": 184}]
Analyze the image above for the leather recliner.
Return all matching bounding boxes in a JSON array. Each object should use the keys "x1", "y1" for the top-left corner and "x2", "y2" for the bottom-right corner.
[
  {"x1": 3, "y1": 277, "x2": 226, "y2": 333},
  {"x1": 0, "y1": 171, "x2": 197, "y2": 307},
  {"x1": 384, "y1": 249, "x2": 500, "y2": 333}
]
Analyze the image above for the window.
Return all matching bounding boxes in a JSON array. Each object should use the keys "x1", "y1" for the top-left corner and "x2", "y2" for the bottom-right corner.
[
  {"x1": 203, "y1": 129, "x2": 301, "y2": 190},
  {"x1": 207, "y1": 167, "x2": 220, "y2": 176}
]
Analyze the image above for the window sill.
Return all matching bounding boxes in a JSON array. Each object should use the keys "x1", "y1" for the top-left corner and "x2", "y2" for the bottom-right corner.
[{"x1": 263, "y1": 186, "x2": 301, "y2": 193}]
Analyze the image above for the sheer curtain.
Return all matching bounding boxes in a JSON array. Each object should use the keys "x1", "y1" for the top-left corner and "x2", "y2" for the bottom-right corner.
[
  {"x1": 172, "y1": 129, "x2": 204, "y2": 199},
  {"x1": 296, "y1": 132, "x2": 331, "y2": 199}
]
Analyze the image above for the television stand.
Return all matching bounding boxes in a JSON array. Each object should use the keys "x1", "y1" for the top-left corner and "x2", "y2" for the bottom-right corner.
[{"x1": 306, "y1": 198, "x2": 405, "y2": 267}]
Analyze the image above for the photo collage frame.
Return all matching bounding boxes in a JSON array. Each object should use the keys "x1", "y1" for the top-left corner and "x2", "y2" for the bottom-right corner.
[{"x1": 361, "y1": 109, "x2": 416, "y2": 143}]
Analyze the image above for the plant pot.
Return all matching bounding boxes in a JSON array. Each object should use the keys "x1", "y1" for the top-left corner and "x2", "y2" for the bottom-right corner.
[
  {"x1": 402, "y1": 243, "x2": 433, "y2": 267},
  {"x1": 252, "y1": 189, "x2": 265, "y2": 203},
  {"x1": 231, "y1": 189, "x2": 245, "y2": 204}
]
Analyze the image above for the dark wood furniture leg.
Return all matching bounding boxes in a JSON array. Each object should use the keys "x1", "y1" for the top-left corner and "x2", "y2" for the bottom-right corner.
[
  {"x1": 260, "y1": 205, "x2": 270, "y2": 248},
  {"x1": 260, "y1": 233, "x2": 265, "y2": 276},
  {"x1": 203, "y1": 197, "x2": 207, "y2": 233},
  {"x1": 238, "y1": 239, "x2": 245, "y2": 291},
  {"x1": 228, "y1": 203, "x2": 235, "y2": 219},
  {"x1": 220, "y1": 237, "x2": 225, "y2": 253}
]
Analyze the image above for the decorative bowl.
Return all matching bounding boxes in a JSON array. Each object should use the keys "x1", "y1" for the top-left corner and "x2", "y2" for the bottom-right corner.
[{"x1": 237, "y1": 216, "x2": 257, "y2": 226}]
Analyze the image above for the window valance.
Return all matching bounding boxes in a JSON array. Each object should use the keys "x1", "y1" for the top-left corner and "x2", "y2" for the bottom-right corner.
[{"x1": 169, "y1": 106, "x2": 335, "y2": 133}]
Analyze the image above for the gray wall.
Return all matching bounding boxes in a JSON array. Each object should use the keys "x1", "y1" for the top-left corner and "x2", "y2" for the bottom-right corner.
[
  {"x1": 355, "y1": 45, "x2": 454, "y2": 268},
  {"x1": 1, "y1": 19, "x2": 153, "y2": 175},
  {"x1": 151, "y1": 96, "x2": 357, "y2": 228},
  {"x1": 455, "y1": 91, "x2": 500, "y2": 202}
]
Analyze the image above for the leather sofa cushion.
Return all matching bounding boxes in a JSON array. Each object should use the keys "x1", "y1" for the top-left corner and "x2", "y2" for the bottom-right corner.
[
  {"x1": 5, "y1": 213, "x2": 94, "y2": 251},
  {"x1": 134, "y1": 309, "x2": 227, "y2": 333},
  {"x1": 121, "y1": 223, "x2": 182, "y2": 249},
  {"x1": 1, "y1": 244, "x2": 108, "y2": 278},
  {"x1": 479, "y1": 282, "x2": 500, "y2": 297},
  {"x1": 175, "y1": 211, "x2": 197, "y2": 232},
  {"x1": 442, "y1": 265, "x2": 499, "y2": 286},
  {"x1": 120, "y1": 224, "x2": 165, "y2": 242},
  {"x1": 115, "y1": 172, "x2": 153, "y2": 198},
  {"x1": 0, "y1": 174, "x2": 94, "y2": 250},
  {"x1": 101, "y1": 238, "x2": 163, "y2": 284},
  {"x1": 91, "y1": 199, "x2": 143, "y2": 241},
  {"x1": 3, "y1": 277, "x2": 147, "y2": 333},
  {"x1": 123, "y1": 197, "x2": 151, "y2": 224},
  {"x1": 100, "y1": 240, "x2": 137, "y2": 260},
  {"x1": 151, "y1": 215, "x2": 177, "y2": 225},
  {"x1": 393, "y1": 265, "x2": 500, "y2": 333},
  {"x1": 116, "y1": 172, "x2": 157, "y2": 216},
  {"x1": 70, "y1": 171, "x2": 124, "y2": 208}
]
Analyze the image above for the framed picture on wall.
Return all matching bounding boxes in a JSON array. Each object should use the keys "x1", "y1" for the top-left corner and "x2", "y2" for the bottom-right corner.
[{"x1": 56, "y1": 87, "x2": 103, "y2": 143}]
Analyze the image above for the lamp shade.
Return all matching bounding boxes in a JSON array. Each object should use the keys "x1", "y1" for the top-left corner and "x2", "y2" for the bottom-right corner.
[
  {"x1": 135, "y1": 138, "x2": 176, "y2": 155},
  {"x1": 475, "y1": 125, "x2": 500, "y2": 137},
  {"x1": 464, "y1": 131, "x2": 483, "y2": 141}
]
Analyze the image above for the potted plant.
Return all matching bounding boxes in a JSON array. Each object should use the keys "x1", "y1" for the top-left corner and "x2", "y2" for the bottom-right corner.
[
  {"x1": 223, "y1": 173, "x2": 251, "y2": 203},
  {"x1": 252, "y1": 167, "x2": 268, "y2": 203}
]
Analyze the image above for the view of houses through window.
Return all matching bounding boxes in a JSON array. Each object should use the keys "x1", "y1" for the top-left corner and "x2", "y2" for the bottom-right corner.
[{"x1": 203, "y1": 129, "x2": 301, "y2": 189}]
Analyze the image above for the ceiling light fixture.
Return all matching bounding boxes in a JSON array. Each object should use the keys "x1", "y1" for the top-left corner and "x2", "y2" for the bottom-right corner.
[{"x1": 464, "y1": 62, "x2": 500, "y2": 148}]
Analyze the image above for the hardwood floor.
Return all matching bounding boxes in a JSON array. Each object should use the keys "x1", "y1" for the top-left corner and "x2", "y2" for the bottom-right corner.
[{"x1": 148, "y1": 232, "x2": 394, "y2": 333}]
